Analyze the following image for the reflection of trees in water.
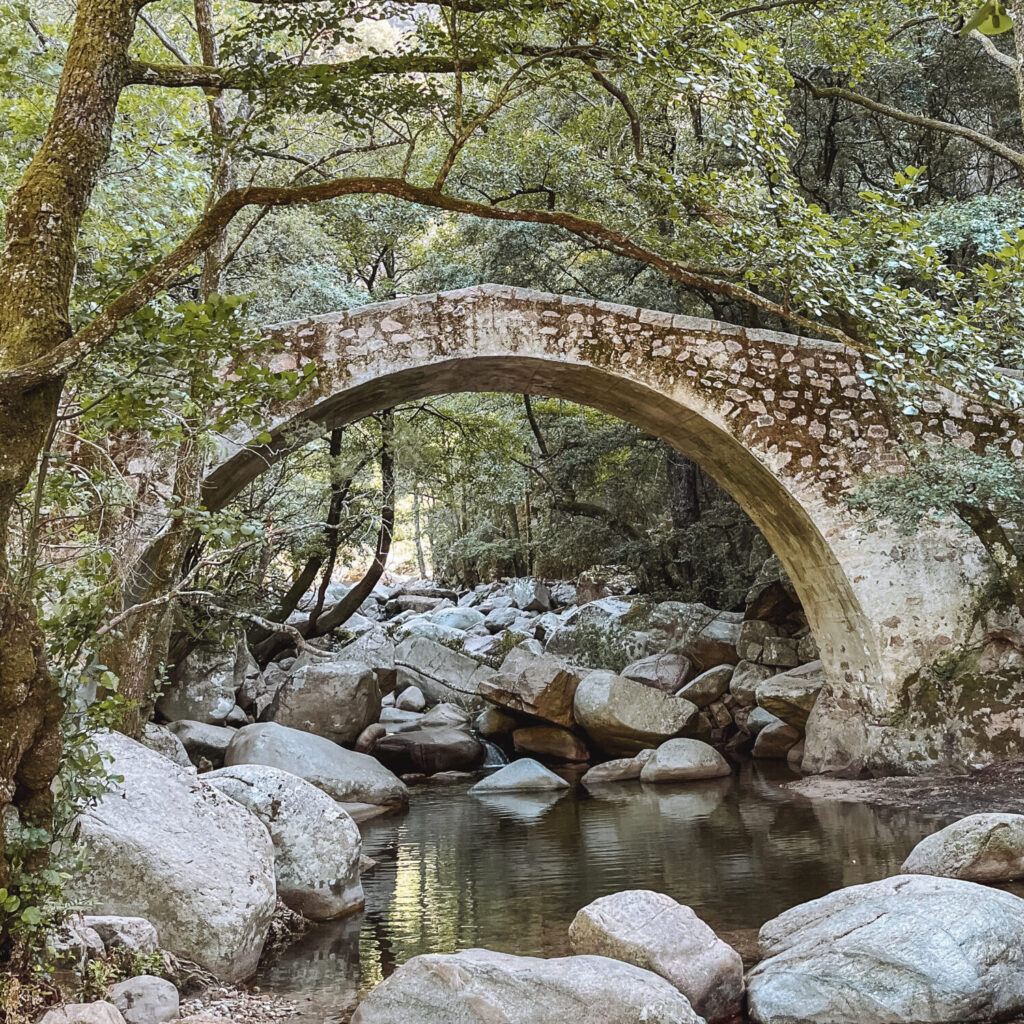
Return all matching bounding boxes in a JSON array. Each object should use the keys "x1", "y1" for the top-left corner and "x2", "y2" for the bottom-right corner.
[{"x1": 259, "y1": 766, "x2": 954, "y2": 1007}]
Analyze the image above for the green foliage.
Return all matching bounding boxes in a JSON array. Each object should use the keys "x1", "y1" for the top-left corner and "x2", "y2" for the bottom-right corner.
[{"x1": 568, "y1": 622, "x2": 641, "y2": 674}]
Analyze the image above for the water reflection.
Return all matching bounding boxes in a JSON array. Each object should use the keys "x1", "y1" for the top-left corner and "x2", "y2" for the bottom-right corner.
[{"x1": 255, "y1": 761, "x2": 954, "y2": 1023}]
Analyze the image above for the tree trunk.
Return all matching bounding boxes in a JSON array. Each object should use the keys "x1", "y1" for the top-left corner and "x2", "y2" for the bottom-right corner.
[
  {"x1": 0, "y1": 0, "x2": 136, "y2": 900},
  {"x1": 666, "y1": 447, "x2": 701, "y2": 529},
  {"x1": 255, "y1": 412, "x2": 396, "y2": 664},
  {"x1": 954, "y1": 501, "x2": 1024, "y2": 621},
  {"x1": 105, "y1": 0, "x2": 235, "y2": 734},
  {"x1": 413, "y1": 486, "x2": 428, "y2": 577}
]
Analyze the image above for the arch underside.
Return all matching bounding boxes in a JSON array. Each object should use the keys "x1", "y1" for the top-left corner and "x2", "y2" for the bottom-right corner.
[{"x1": 205, "y1": 355, "x2": 879, "y2": 688}]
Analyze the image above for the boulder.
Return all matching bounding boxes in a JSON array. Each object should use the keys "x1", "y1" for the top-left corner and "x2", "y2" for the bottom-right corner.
[
  {"x1": 902, "y1": 813, "x2": 1024, "y2": 883},
  {"x1": 108, "y1": 976, "x2": 178, "y2": 1024},
  {"x1": 379, "y1": 707, "x2": 424, "y2": 732},
  {"x1": 463, "y1": 633, "x2": 506, "y2": 657},
  {"x1": 640, "y1": 739, "x2": 731, "y2": 783},
  {"x1": 748, "y1": 874, "x2": 1024, "y2": 1024},
  {"x1": 402, "y1": 702, "x2": 472, "y2": 730},
  {"x1": 475, "y1": 706, "x2": 521, "y2": 737},
  {"x1": 83, "y1": 915, "x2": 159, "y2": 954},
  {"x1": 140, "y1": 723, "x2": 192, "y2": 769},
  {"x1": 69, "y1": 732, "x2": 276, "y2": 983},
  {"x1": 355, "y1": 723, "x2": 386, "y2": 753},
  {"x1": 729, "y1": 661, "x2": 774, "y2": 706},
  {"x1": 350, "y1": 949, "x2": 704, "y2": 1024},
  {"x1": 478, "y1": 648, "x2": 582, "y2": 728},
  {"x1": 338, "y1": 630, "x2": 398, "y2": 693},
  {"x1": 269, "y1": 660, "x2": 380, "y2": 745},
  {"x1": 395, "y1": 685, "x2": 426, "y2": 711},
  {"x1": 569, "y1": 890, "x2": 743, "y2": 1021},
  {"x1": 373, "y1": 726, "x2": 485, "y2": 776},
  {"x1": 760, "y1": 636, "x2": 801, "y2": 668},
  {"x1": 755, "y1": 661, "x2": 823, "y2": 730},
  {"x1": 513, "y1": 725, "x2": 589, "y2": 763},
  {"x1": 206, "y1": 764, "x2": 364, "y2": 920},
  {"x1": 39, "y1": 1004, "x2": 125, "y2": 1024},
  {"x1": 469, "y1": 758, "x2": 570, "y2": 793},
  {"x1": 752, "y1": 719, "x2": 800, "y2": 759},
  {"x1": 511, "y1": 578, "x2": 552, "y2": 612},
  {"x1": 50, "y1": 916, "x2": 104, "y2": 968},
  {"x1": 432, "y1": 606, "x2": 486, "y2": 631},
  {"x1": 744, "y1": 706, "x2": 779, "y2": 737},
  {"x1": 675, "y1": 665, "x2": 733, "y2": 708},
  {"x1": 684, "y1": 617, "x2": 741, "y2": 672},
  {"x1": 394, "y1": 635, "x2": 492, "y2": 708},
  {"x1": 736, "y1": 620, "x2": 777, "y2": 663},
  {"x1": 225, "y1": 722, "x2": 408, "y2": 808},
  {"x1": 166, "y1": 720, "x2": 236, "y2": 769},
  {"x1": 573, "y1": 670, "x2": 700, "y2": 757},
  {"x1": 581, "y1": 750, "x2": 655, "y2": 786},
  {"x1": 157, "y1": 638, "x2": 249, "y2": 724},
  {"x1": 563, "y1": 596, "x2": 633, "y2": 628},
  {"x1": 622, "y1": 652, "x2": 692, "y2": 694},
  {"x1": 485, "y1": 607, "x2": 520, "y2": 632}
]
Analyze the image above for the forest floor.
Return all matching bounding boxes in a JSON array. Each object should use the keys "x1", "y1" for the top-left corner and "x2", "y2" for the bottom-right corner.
[{"x1": 788, "y1": 760, "x2": 1024, "y2": 817}]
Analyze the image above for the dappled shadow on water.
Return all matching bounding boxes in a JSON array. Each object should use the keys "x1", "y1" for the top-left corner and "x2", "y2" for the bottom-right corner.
[{"x1": 255, "y1": 761, "x2": 954, "y2": 1023}]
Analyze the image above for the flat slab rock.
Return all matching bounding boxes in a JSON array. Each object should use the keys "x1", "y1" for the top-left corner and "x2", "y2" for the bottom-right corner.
[
  {"x1": 350, "y1": 949, "x2": 705, "y2": 1024},
  {"x1": 748, "y1": 874, "x2": 1024, "y2": 1024},
  {"x1": 902, "y1": 812, "x2": 1024, "y2": 882}
]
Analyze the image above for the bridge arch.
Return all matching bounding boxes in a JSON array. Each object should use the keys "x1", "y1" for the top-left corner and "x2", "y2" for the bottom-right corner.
[{"x1": 201, "y1": 285, "x2": 1009, "y2": 773}]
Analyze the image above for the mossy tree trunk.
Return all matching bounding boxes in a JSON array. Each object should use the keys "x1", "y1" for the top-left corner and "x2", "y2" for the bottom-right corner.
[{"x1": 0, "y1": 0, "x2": 136, "y2": 891}]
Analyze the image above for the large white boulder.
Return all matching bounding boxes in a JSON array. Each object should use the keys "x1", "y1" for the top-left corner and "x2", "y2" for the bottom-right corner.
[
  {"x1": 478, "y1": 647, "x2": 582, "y2": 728},
  {"x1": 748, "y1": 874, "x2": 1024, "y2": 1024},
  {"x1": 206, "y1": 764, "x2": 364, "y2": 920},
  {"x1": 569, "y1": 890, "x2": 743, "y2": 1021},
  {"x1": 394, "y1": 635, "x2": 494, "y2": 708},
  {"x1": 639, "y1": 739, "x2": 731, "y2": 783},
  {"x1": 574, "y1": 670, "x2": 700, "y2": 756},
  {"x1": 269, "y1": 659, "x2": 380, "y2": 745},
  {"x1": 350, "y1": 949, "x2": 704, "y2": 1023},
  {"x1": 224, "y1": 722, "x2": 407, "y2": 808},
  {"x1": 157, "y1": 638, "x2": 248, "y2": 724},
  {"x1": 902, "y1": 813, "x2": 1024, "y2": 882},
  {"x1": 68, "y1": 732, "x2": 276, "y2": 983}
]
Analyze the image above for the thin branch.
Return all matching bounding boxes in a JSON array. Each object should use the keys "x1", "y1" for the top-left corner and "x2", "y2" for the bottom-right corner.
[
  {"x1": 139, "y1": 12, "x2": 191, "y2": 65},
  {"x1": 794, "y1": 75, "x2": 1024, "y2": 172},
  {"x1": 125, "y1": 46, "x2": 607, "y2": 90},
  {"x1": 589, "y1": 67, "x2": 643, "y2": 161}
]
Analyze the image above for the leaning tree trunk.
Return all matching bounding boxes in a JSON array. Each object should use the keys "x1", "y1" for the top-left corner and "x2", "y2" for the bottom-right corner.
[
  {"x1": 255, "y1": 412, "x2": 396, "y2": 665},
  {"x1": 0, "y1": 0, "x2": 136, "y2": 898}
]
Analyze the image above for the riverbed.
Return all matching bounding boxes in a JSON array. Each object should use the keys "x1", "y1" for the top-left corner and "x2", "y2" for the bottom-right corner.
[{"x1": 255, "y1": 761, "x2": 970, "y2": 1023}]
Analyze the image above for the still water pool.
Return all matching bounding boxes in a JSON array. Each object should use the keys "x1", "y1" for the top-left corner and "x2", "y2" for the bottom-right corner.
[{"x1": 255, "y1": 762, "x2": 955, "y2": 1022}]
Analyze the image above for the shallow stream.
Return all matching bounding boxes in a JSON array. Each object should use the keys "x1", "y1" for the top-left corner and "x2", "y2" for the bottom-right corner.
[{"x1": 256, "y1": 762, "x2": 959, "y2": 1022}]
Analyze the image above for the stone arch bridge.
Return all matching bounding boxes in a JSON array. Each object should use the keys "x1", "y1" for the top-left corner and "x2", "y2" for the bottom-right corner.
[{"x1": 198, "y1": 285, "x2": 1023, "y2": 774}]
